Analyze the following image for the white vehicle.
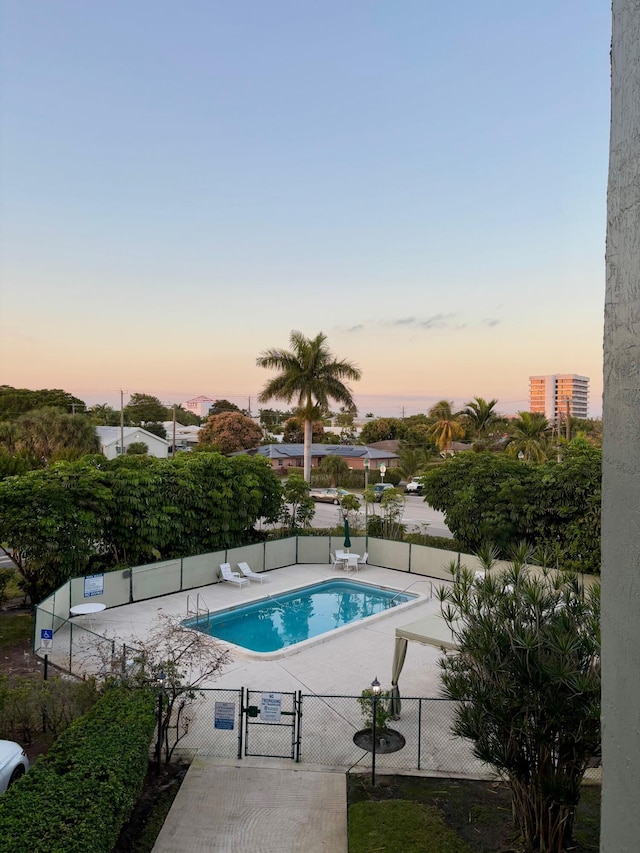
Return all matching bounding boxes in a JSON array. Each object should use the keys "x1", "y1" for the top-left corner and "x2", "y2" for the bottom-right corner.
[
  {"x1": 405, "y1": 476, "x2": 427, "y2": 494},
  {"x1": 0, "y1": 740, "x2": 29, "y2": 794}
]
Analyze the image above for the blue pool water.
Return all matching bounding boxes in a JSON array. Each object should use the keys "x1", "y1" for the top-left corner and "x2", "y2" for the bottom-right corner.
[{"x1": 184, "y1": 580, "x2": 417, "y2": 653}]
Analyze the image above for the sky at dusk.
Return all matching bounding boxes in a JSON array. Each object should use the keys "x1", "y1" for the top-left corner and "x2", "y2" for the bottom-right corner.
[{"x1": 0, "y1": 2, "x2": 610, "y2": 417}]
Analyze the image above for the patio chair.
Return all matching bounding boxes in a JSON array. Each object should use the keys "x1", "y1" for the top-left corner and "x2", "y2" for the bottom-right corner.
[
  {"x1": 330, "y1": 552, "x2": 344, "y2": 571},
  {"x1": 356, "y1": 552, "x2": 368, "y2": 571},
  {"x1": 237, "y1": 562, "x2": 270, "y2": 584},
  {"x1": 219, "y1": 563, "x2": 249, "y2": 588}
]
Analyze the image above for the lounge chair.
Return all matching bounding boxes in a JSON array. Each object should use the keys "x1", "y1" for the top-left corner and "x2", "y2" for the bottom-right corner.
[
  {"x1": 219, "y1": 563, "x2": 249, "y2": 588},
  {"x1": 237, "y1": 562, "x2": 270, "y2": 583}
]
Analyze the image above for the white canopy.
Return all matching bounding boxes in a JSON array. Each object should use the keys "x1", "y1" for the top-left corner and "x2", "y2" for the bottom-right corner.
[
  {"x1": 394, "y1": 613, "x2": 460, "y2": 651},
  {"x1": 390, "y1": 614, "x2": 460, "y2": 718}
]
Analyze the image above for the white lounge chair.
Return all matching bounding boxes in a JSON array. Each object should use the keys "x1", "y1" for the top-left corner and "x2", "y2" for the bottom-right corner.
[
  {"x1": 219, "y1": 563, "x2": 249, "y2": 588},
  {"x1": 237, "y1": 562, "x2": 270, "y2": 583}
]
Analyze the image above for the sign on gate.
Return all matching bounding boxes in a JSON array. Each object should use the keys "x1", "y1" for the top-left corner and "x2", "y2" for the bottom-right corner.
[
  {"x1": 214, "y1": 701, "x2": 235, "y2": 730},
  {"x1": 260, "y1": 692, "x2": 282, "y2": 723}
]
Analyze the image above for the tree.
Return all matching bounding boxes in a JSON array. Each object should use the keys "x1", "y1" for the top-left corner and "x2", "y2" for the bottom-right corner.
[
  {"x1": 258, "y1": 408, "x2": 292, "y2": 427},
  {"x1": 427, "y1": 400, "x2": 465, "y2": 455},
  {"x1": 438, "y1": 560, "x2": 600, "y2": 852},
  {"x1": 87, "y1": 403, "x2": 121, "y2": 426},
  {"x1": 396, "y1": 444, "x2": 429, "y2": 481},
  {"x1": 277, "y1": 473, "x2": 315, "y2": 532},
  {"x1": 92, "y1": 614, "x2": 230, "y2": 765},
  {"x1": 0, "y1": 461, "x2": 112, "y2": 602},
  {"x1": 143, "y1": 422, "x2": 167, "y2": 439},
  {"x1": 257, "y1": 331, "x2": 361, "y2": 481},
  {"x1": 172, "y1": 405, "x2": 201, "y2": 426},
  {"x1": 506, "y1": 411, "x2": 552, "y2": 461},
  {"x1": 420, "y1": 446, "x2": 602, "y2": 573},
  {"x1": 0, "y1": 386, "x2": 86, "y2": 421},
  {"x1": 318, "y1": 454, "x2": 350, "y2": 487},
  {"x1": 281, "y1": 417, "x2": 324, "y2": 444},
  {"x1": 363, "y1": 486, "x2": 406, "y2": 539},
  {"x1": 209, "y1": 399, "x2": 242, "y2": 416},
  {"x1": 461, "y1": 397, "x2": 499, "y2": 439},
  {"x1": 198, "y1": 412, "x2": 262, "y2": 454},
  {"x1": 359, "y1": 417, "x2": 407, "y2": 444},
  {"x1": 124, "y1": 393, "x2": 168, "y2": 424},
  {"x1": 126, "y1": 442, "x2": 148, "y2": 455},
  {"x1": 0, "y1": 407, "x2": 100, "y2": 464}
]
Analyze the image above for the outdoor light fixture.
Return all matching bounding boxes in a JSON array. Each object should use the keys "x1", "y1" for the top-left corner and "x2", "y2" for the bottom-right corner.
[{"x1": 371, "y1": 676, "x2": 381, "y2": 786}]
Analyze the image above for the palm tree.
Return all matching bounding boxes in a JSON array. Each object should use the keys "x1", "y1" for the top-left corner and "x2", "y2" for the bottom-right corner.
[
  {"x1": 427, "y1": 400, "x2": 465, "y2": 456},
  {"x1": 397, "y1": 444, "x2": 429, "y2": 481},
  {"x1": 257, "y1": 331, "x2": 361, "y2": 481},
  {"x1": 461, "y1": 397, "x2": 499, "y2": 438},
  {"x1": 505, "y1": 411, "x2": 551, "y2": 461}
]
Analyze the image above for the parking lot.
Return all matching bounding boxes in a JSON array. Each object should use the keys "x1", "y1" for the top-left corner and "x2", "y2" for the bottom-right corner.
[{"x1": 310, "y1": 495, "x2": 452, "y2": 538}]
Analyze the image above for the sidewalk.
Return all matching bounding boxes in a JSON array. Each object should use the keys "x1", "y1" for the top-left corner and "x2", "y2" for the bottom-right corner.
[{"x1": 152, "y1": 757, "x2": 347, "y2": 853}]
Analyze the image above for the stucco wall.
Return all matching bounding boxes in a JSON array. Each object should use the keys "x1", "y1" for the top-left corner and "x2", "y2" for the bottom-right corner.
[{"x1": 602, "y1": 2, "x2": 640, "y2": 849}]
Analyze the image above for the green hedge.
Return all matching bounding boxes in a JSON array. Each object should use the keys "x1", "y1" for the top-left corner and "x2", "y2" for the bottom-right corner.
[{"x1": 0, "y1": 687, "x2": 156, "y2": 853}]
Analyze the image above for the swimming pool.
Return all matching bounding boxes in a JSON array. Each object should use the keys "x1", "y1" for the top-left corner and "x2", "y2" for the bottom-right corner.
[{"x1": 183, "y1": 579, "x2": 417, "y2": 653}]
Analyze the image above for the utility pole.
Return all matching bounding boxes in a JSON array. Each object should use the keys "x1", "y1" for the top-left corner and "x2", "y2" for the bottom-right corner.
[
  {"x1": 172, "y1": 404, "x2": 177, "y2": 455},
  {"x1": 248, "y1": 396, "x2": 252, "y2": 417},
  {"x1": 565, "y1": 397, "x2": 571, "y2": 441},
  {"x1": 120, "y1": 390, "x2": 125, "y2": 456}
]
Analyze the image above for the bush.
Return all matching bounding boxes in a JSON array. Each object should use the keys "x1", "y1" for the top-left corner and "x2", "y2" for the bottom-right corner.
[
  {"x1": 0, "y1": 687, "x2": 156, "y2": 853},
  {"x1": 0, "y1": 676, "x2": 99, "y2": 743}
]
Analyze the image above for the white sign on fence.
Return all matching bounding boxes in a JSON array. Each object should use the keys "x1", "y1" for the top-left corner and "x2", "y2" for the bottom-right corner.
[
  {"x1": 214, "y1": 701, "x2": 235, "y2": 730},
  {"x1": 260, "y1": 692, "x2": 282, "y2": 723},
  {"x1": 84, "y1": 573, "x2": 104, "y2": 598}
]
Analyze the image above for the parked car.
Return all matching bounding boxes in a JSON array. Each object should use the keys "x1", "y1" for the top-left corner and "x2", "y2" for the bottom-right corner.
[
  {"x1": 371, "y1": 483, "x2": 396, "y2": 502},
  {"x1": 0, "y1": 740, "x2": 29, "y2": 794},
  {"x1": 309, "y1": 488, "x2": 352, "y2": 505},
  {"x1": 405, "y1": 476, "x2": 427, "y2": 494}
]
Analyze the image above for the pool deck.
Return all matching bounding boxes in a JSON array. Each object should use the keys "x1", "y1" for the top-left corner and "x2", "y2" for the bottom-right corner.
[
  {"x1": 68, "y1": 563, "x2": 450, "y2": 853},
  {"x1": 92, "y1": 562, "x2": 446, "y2": 697}
]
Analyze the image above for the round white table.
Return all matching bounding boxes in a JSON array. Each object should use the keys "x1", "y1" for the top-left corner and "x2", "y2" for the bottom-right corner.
[
  {"x1": 70, "y1": 602, "x2": 106, "y2": 630},
  {"x1": 70, "y1": 602, "x2": 107, "y2": 616}
]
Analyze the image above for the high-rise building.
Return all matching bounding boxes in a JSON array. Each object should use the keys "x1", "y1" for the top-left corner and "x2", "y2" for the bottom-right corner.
[{"x1": 528, "y1": 374, "x2": 589, "y2": 421}]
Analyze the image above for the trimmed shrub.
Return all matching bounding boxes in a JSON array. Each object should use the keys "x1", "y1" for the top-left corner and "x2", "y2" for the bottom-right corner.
[{"x1": 0, "y1": 686, "x2": 155, "y2": 853}]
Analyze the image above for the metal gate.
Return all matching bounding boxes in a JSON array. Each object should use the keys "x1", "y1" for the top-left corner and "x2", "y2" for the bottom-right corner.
[{"x1": 243, "y1": 689, "x2": 302, "y2": 760}]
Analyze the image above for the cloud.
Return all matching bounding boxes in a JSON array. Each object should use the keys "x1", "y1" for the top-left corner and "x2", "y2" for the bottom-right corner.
[
  {"x1": 482, "y1": 318, "x2": 501, "y2": 327},
  {"x1": 388, "y1": 314, "x2": 457, "y2": 330},
  {"x1": 346, "y1": 324, "x2": 364, "y2": 333}
]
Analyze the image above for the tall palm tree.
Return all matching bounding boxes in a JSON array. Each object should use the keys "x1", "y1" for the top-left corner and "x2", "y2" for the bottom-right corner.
[
  {"x1": 427, "y1": 400, "x2": 465, "y2": 455},
  {"x1": 257, "y1": 331, "x2": 361, "y2": 481},
  {"x1": 505, "y1": 411, "x2": 551, "y2": 461},
  {"x1": 461, "y1": 397, "x2": 499, "y2": 438}
]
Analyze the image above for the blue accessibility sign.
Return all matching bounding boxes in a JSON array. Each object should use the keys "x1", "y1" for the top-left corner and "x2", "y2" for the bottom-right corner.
[{"x1": 40, "y1": 629, "x2": 53, "y2": 650}]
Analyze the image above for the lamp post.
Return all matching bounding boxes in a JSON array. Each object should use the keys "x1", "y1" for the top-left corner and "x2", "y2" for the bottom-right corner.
[
  {"x1": 364, "y1": 457, "x2": 370, "y2": 536},
  {"x1": 371, "y1": 676, "x2": 381, "y2": 786},
  {"x1": 155, "y1": 672, "x2": 166, "y2": 773}
]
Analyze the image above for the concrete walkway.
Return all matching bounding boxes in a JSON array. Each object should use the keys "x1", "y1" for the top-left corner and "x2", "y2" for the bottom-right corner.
[{"x1": 152, "y1": 757, "x2": 347, "y2": 853}]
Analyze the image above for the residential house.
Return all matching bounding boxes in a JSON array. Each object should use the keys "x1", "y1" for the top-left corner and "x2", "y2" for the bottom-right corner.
[
  {"x1": 236, "y1": 443, "x2": 398, "y2": 473},
  {"x1": 96, "y1": 426, "x2": 169, "y2": 460}
]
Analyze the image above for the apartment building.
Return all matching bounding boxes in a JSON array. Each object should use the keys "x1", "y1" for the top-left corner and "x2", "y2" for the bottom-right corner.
[{"x1": 529, "y1": 374, "x2": 589, "y2": 420}]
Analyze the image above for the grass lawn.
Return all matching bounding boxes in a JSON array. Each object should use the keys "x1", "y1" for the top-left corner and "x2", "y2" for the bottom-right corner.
[
  {"x1": 0, "y1": 610, "x2": 34, "y2": 649},
  {"x1": 347, "y1": 774, "x2": 600, "y2": 853}
]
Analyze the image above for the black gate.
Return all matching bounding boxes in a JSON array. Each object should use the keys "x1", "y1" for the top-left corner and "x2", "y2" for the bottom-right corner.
[{"x1": 244, "y1": 689, "x2": 302, "y2": 760}]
